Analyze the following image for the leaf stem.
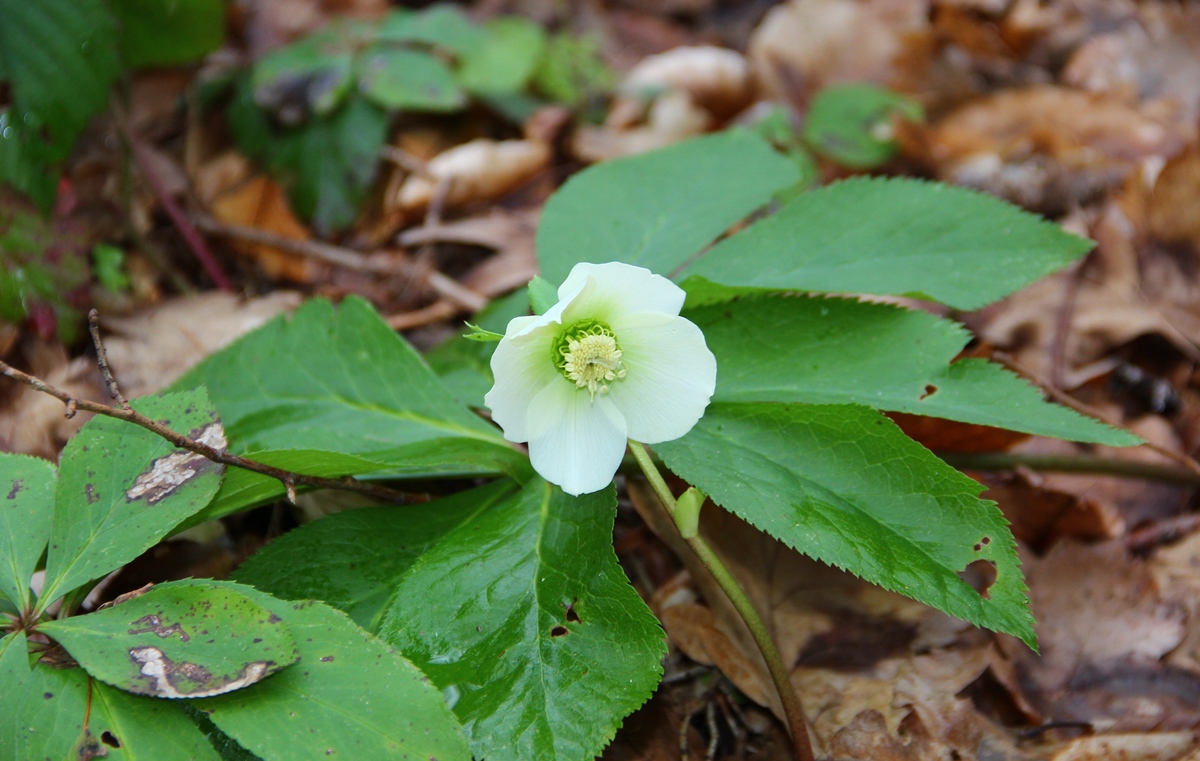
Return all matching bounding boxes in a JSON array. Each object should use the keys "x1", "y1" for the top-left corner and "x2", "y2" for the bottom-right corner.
[{"x1": 628, "y1": 440, "x2": 816, "y2": 761}]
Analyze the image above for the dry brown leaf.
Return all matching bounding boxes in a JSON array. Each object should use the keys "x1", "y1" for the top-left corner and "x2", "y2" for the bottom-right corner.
[
  {"x1": 1150, "y1": 532, "x2": 1200, "y2": 677},
  {"x1": 572, "y1": 90, "x2": 710, "y2": 162},
  {"x1": 1036, "y1": 732, "x2": 1199, "y2": 761},
  {"x1": 621, "y1": 46, "x2": 754, "y2": 119},
  {"x1": 399, "y1": 210, "x2": 539, "y2": 299},
  {"x1": 998, "y1": 540, "x2": 1199, "y2": 732},
  {"x1": 0, "y1": 340, "x2": 99, "y2": 459},
  {"x1": 210, "y1": 176, "x2": 320, "y2": 283},
  {"x1": 927, "y1": 86, "x2": 1182, "y2": 214},
  {"x1": 396, "y1": 139, "x2": 551, "y2": 214},
  {"x1": 99, "y1": 291, "x2": 302, "y2": 398},
  {"x1": 748, "y1": 0, "x2": 929, "y2": 103}
]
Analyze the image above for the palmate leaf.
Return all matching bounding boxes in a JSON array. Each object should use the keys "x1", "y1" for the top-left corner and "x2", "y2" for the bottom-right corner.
[
  {"x1": 171, "y1": 297, "x2": 524, "y2": 521},
  {"x1": 535, "y1": 132, "x2": 1092, "y2": 310},
  {"x1": 687, "y1": 295, "x2": 1135, "y2": 446},
  {"x1": 189, "y1": 581, "x2": 471, "y2": 761},
  {"x1": 655, "y1": 403, "x2": 1036, "y2": 648},
  {"x1": 0, "y1": 632, "x2": 220, "y2": 761},
  {"x1": 39, "y1": 389, "x2": 226, "y2": 608}
]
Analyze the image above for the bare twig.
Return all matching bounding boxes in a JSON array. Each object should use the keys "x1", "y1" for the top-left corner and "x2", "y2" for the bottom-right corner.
[
  {"x1": 993, "y1": 352, "x2": 1200, "y2": 477},
  {"x1": 0, "y1": 361, "x2": 423, "y2": 505},
  {"x1": 939, "y1": 452, "x2": 1200, "y2": 487},
  {"x1": 386, "y1": 300, "x2": 460, "y2": 331},
  {"x1": 112, "y1": 106, "x2": 233, "y2": 292},
  {"x1": 192, "y1": 215, "x2": 488, "y2": 313},
  {"x1": 88, "y1": 310, "x2": 129, "y2": 410}
]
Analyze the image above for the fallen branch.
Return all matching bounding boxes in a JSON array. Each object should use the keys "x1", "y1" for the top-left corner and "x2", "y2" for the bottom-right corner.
[{"x1": 0, "y1": 311, "x2": 423, "y2": 506}]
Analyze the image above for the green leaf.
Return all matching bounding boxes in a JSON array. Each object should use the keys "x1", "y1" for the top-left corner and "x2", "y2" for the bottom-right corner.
[
  {"x1": 377, "y1": 478, "x2": 666, "y2": 761},
  {"x1": 252, "y1": 29, "x2": 357, "y2": 121},
  {"x1": 0, "y1": 454, "x2": 55, "y2": 611},
  {"x1": 0, "y1": 111, "x2": 58, "y2": 209},
  {"x1": 1, "y1": 632, "x2": 220, "y2": 760},
  {"x1": 427, "y1": 288, "x2": 531, "y2": 407},
  {"x1": 655, "y1": 403, "x2": 1036, "y2": 648},
  {"x1": 234, "y1": 481, "x2": 515, "y2": 631},
  {"x1": 190, "y1": 582, "x2": 471, "y2": 761},
  {"x1": 39, "y1": 389, "x2": 226, "y2": 607},
  {"x1": 803, "y1": 83, "x2": 922, "y2": 169},
  {"x1": 229, "y1": 82, "x2": 387, "y2": 234},
  {"x1": 113, "y1": 0, "x2": 226, "y2": 68},
  {"x1": 687, "y1": 295, "x2": 1136, "y2": 445},
  {"x1": 171, "y1": 297, "x2": 522, "y2": 518},
  {"x1": 40, "y1": 581, "x2": 298, "y2": 698},
  {"x1": 531, "y1": 32, "x2": 615, "y2": 113},
  {"x1": 458, "y1": 17, "x2": 546, "y2": 95},
  {"x1": 0, "y1": 0, "x2": 119, "y2": 155},
  {"x1": 680, "y1": 177, "x2": 1094, "y2": 310},
  {"x1": 377, "y1": 6, "x2": 486, "y2": 54},
  {"x1": 536, "y1": 131, "x2": 800, "y2": 283},
  {"x1": 358, "y1": 47, "x2": 466, "y2": 112}
]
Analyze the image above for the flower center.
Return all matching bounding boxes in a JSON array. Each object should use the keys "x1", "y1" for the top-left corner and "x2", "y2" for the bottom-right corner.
[{"x1": 553, "y1": 320, "x2": 627, "y2": 401}]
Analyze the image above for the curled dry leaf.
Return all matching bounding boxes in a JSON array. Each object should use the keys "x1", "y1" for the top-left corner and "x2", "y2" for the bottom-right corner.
[
  {"x1": 396, "y1": 138, "x2": 551, "y2": 214},
  {"x1": 748, "y1": 0, "x2": 929, "y2": 103},
  {"x1": 571, "y1": 89, "x2": 710, "y2": 162},
  {"x1": 621, "y1": 45, "x2": 754, "y2": 119}
]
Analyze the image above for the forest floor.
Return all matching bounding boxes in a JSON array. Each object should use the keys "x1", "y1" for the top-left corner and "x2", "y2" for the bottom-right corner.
[{"x1": 5, "y1": 0, "x2": 1200, "y2": 759}]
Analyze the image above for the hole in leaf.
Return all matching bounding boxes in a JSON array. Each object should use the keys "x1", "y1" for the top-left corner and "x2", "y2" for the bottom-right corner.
[
  {"x1": 919, "y1": 384, "x2": 938, "y2": 400},
  {"x1": 958, "y1": 559, "x2": 997, "y2": 599},
  {"x1": 565, "y1": 600, "x2": 580, "y2": 623},
  {"x1": 101, "y1": 731, "x2": 121, "y2": 748},
  {"x1": 550, "y1": 625, "x2": 569, "y2": 637}
]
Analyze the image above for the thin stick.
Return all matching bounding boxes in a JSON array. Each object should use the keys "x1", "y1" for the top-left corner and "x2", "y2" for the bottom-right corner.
[
  {"x1": 628, "y1": 441, "x2": 816, "y2": 761},
  {"x1": 940, "y1": 452, "x2": 1200, "y2": 487},
  {"x1": 0, "y1": 360, "x2": 421, "y2": 505},
  {"x1": 993, "y1": 352, "x2": 1200, "y2": 477},
  {"x1": 88, "y1": 310, "x2": 129, "y2": 410},
  {"x1": 192, "y1": 215, "x2": 488, "y2": 313}
]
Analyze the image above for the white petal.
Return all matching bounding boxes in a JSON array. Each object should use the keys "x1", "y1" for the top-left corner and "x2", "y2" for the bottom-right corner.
[
  {"x1": 526, "y1": 380, "x2": 628, "y2": 495},
  {"x1": 485, "y1": 322, "x2": 561, "y2": 443},
  {"x1": 560, "y1": 262, "x2": 686, "y2": 324},
  {"x1": 609, "y1": 313, "x2": 716, "y2": 443}
]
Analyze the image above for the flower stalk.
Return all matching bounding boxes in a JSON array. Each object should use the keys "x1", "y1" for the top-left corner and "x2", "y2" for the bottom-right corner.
[{"x1": 627, "y1": 441, "x2": 816, "y2": 761}]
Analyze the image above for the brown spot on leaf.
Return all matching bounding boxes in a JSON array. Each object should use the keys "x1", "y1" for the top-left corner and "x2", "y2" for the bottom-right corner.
[
  {"x1": 74, "y1": 729, "x2": 105, "y2": 759},
  {"x1": 919, "y1": 384, "x2": 938, "y2": 400},
  {"x1": 128, "y1": 646, "x2": 273, "y2": 698},
  {"x1": 85, "y1": 484, "x2": 98, "y2": 504},
  {"x1": 100, "y1": 732, "x2": 121, "y2": 748},
  {"x1": 125, "y1": 422, "x2": 226, "y2": 505},
  {"x1": 128, "y1": 614, "x2": 190, "y2": 642},
  {"x1": 565, "y1": 600, "x2": 581, "y2": 623},
  {"x1": 319, "y1": 655, "x2": 334, "y2": 662},
  {"x1": 550, "y1": 625, "x2": 569, "y2": 637},
  {"x1": 6, "y1": 479, "x2": 21, "y2": 499}
]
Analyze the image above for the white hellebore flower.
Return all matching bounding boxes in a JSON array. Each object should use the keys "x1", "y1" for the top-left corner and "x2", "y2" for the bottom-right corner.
[{"x1": 485, "y1": 262, "x2": 717, "y2": 496}]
